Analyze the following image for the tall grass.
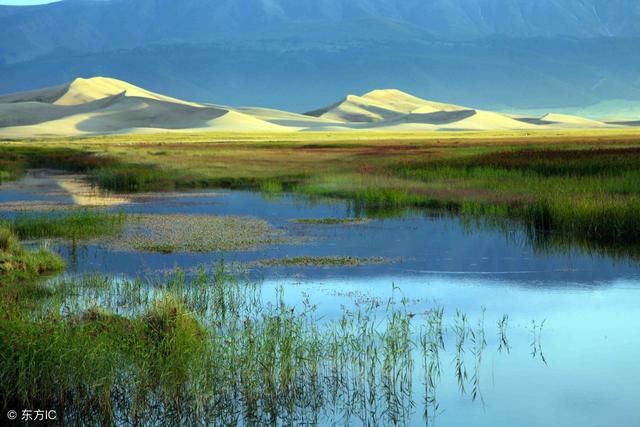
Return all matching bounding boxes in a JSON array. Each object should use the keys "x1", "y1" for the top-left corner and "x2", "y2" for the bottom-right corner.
[
  {"x1": 3, "y1": 141, "x2": 640, "y2": 257},
  {"x1": 0, "y1": 265, "x2": 543, "y2": 425},
  {"x1": 6, "y1": 211, "x2": 126, "y2": 240},
  {"x1": 0, "y1": 224, "x2": 65, "y2": 282}
]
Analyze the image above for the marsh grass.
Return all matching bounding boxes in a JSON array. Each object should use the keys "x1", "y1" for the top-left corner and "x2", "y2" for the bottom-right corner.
[
  {"x1": 90, "y1": 163, "x2": 179, "y2": 192},
  {"x1": 6, "y1": 211, "x2": 126, "y2": 240},
  {"x1": 0, "y1": 224, "x2": 65, "y2": 283},
  {"x1": 393, "y1": 147, "x2": 640, "y2": 248},
  {"x1": 108, "y1": 214, "x2": 285, "y2": 253},
  {"x1": 0, "y1": 264, "x2": 546, "y2": 425},
  {"x1": 497, "y1": 314, "x2": 510, "y2": 354},
  {"x1": 2, "y1": 137, "x2": 640, "y2": 258}
]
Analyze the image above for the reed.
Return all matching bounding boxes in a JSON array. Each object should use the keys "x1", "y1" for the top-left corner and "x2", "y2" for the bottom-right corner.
[
  {"x1": 0, "y1": 263, "x2": 543, "y2": 425},
  {"x1": 7, "y1": 211, "x2": 126, "y2": 240}
]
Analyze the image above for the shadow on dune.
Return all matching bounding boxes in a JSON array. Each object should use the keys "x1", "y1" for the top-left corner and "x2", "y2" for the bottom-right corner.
[
  {"x1": 0, "y1": 93, "x2": 124, "y2": 127},
  {"x1": 75, "y1": 97, "x2": 229, "y2": 132}
]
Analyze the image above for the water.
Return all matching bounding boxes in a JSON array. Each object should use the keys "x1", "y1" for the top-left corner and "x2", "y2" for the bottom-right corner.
[{"x1": 2, "y1": 170, "x2": 640, "y2": 426}]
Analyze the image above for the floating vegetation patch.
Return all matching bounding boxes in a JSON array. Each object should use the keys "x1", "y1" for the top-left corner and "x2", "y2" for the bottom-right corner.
[
  {"x1": 105, "y1": 214, "x2": 286, "y2": 253},
  {"x1": 256, "y1": 255, "x2": 389, "y2": 267},
  {"x1": 0, "y1": 202, "x2": 80, "y2": 213},
  {"x1": 291, "y1": 217, "x2": 370, "y2": 225}
]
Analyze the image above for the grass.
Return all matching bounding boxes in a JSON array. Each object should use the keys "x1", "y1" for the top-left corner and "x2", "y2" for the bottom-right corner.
[
  {"x1": 5, "y1": 211, "x2": 126, "y2": 241},
  {"x1": 0, "y1": 224, "x2": 65, "y2": 282},
  {"x1": 0, "y1": 263, "x2": 542, "y2": 425},
  {"x1": 2, "y1": 130, "x2": 640, "y2": 256},
  {"x1": 256, "y1": 255, "x2": 388, "y2": 267}
]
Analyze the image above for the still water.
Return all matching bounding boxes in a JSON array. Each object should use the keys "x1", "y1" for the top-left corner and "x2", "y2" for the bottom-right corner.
[{"x1": 2, "y1": 171, "x2": 639, "y2": 426}]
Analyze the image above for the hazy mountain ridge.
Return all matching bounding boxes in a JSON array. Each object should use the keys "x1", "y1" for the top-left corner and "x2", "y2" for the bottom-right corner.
[
  {"x1": 2, "y1": 37, "x2": 639, "y2": 113},
  {"x1": 2, "y1": 0, "x2": 640, "y2": 62},
  {"x1": 1, "y1": 0, "x2": 640, "y2": 112}
]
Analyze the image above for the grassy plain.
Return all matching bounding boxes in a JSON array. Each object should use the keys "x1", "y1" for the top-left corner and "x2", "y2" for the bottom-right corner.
[{"x1": 2, "y1": 129, "x2": 640, "y2": 254}]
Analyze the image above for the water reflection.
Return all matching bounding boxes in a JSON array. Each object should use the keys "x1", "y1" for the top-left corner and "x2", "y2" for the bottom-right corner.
[{"x1": 41, "y1": 271, "x2": 547, "y2": 426}]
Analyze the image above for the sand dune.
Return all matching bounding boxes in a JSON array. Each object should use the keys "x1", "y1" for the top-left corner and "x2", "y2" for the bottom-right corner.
[
  {"x1": 305, "y1": 89, "x2": 468, "y2": 123},
  {"x1": 539, "y1": 113, "x2": 608, "y2": 127},
  {"x1": 377, "y1": 109, "x2": 540, "y2": 131},
  {"x1": 0, "y1": 77, "x2": 633, "y2": 137},
  {"x1": 0, "y1": 77, "x2": 200, "y2": 107}
]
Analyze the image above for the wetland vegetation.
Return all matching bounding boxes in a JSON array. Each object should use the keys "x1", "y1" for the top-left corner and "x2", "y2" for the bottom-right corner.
[
  {"x1": 1, "y1": 263, "x2": 531, "y2": 425},
  {"x1": 7, "y1": 211, "x2": 125, "y2": 240},
  {"x1": 0, "y1": 224, "x2": 64, "y2": 281},
  {"x1": 108, "y1": 214, "x2": 286, "y2": 253},
  {"x1": 2, "y1": 130, "x2": 640, "y2": 257},
  {"x1": 291, "y1": 217, "x2": 370, "y2": 225},
  {"x1": 256, "y1": 255, "x2": 389, "y2": 267}
]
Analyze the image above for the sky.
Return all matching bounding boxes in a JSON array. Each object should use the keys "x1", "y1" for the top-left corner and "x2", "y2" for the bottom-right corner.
[{"x1": 0, "y1": 0, "x2": 60, "y2": 4}]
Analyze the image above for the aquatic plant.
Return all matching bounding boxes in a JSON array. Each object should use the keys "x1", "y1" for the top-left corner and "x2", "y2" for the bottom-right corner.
[
  {"x1": 453, "y1": 310, "x2": 469, "y2": 395},
  {"x1": 530, "y1": 319, "x2": 548, "y2": 365},
  {"x1": 497, "y1": 314, "x2": 511, "y2": 354},
  {"x1": 0, "y1": 264, "x2": 545, "y2": 425},
  {"x1": 0, "y1": 224, "x2": 65, "y2": 283},
  {"x1": 469, "y1": 308, "x2": 487, "y2": 404},
  {"x1": 108, "y1": 214, "x2": 284, "y2": 253},
  {"x1": 291, "y1": 217, "x2": 370, "y2": 225},
  {"x1": 256, "y1": 256, "x2": 388, "y2": 267},
  {"x1": 7, "y1": 211, "x2": 126, "y2": 241},
  {"x1": 420, "y1": 307, "x2": 445, "y2": 425}
]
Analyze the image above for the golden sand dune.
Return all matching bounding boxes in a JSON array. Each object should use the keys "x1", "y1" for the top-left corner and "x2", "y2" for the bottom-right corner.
[
  {"x1": 0, "y1": 77, "x2": 200, "y2": 107},
  {"x1": 373, "y1": 109, "x2": 540, "y2": 131},
  {"x1": 539, "y1": 113, "x2": 609, "y2": 127},
  {"x1": 0, "y1": 77, "x2": 633, "y2": 137},
  {"x1": 305, "y1": 89, "x2": 466, "y2": 123},
  {"x1": 0, "y1": 77, "x2": 289, "y2": 136}
]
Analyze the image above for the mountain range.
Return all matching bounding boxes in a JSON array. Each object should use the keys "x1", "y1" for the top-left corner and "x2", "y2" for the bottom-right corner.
[
  {"x1": 1, "y1": 76, "x2": 636, "y2": 137},
  {"x1": 1, "y1": 0, "x2": 640, "y2": 113}
]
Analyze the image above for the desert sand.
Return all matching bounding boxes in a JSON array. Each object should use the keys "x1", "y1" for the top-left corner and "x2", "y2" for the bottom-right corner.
[{"x1": 0, "y1": 77, "x2": 636, "y2": 137}]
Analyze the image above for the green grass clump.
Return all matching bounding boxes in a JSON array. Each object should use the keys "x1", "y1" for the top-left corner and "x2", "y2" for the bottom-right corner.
[
  {"x1": 0, "y1": 224, "x2": 65, "y2": 282},
  {"x1": 0, "y1": 249, "x2": 65, "y2": 278},
  {"x1": 90, "y1": 164, "x2": 178, "y2": 192},
  {"x1": 0, "y1": 226, "x2": 21, "y2": 253},
  {"x1": 521, "y1": 196, "x2": 640, "y2": 246},
  {"x1": 9, "y1": 211, "x2": 126, "y2": 240}
]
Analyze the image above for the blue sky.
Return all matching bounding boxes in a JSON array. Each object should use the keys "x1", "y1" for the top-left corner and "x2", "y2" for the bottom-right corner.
[{"x1": 0, "y1": 0, "x2": 60, "y2": 4}]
